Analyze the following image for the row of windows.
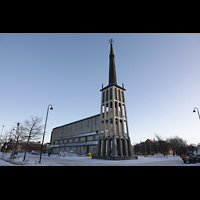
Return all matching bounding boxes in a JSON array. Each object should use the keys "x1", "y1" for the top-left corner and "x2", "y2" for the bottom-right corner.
[
  {"x1": 101, "y1": 102, "x2": 126, "y2": 119},
  {"x1": 100, "y1": 119, "x2": 128, "y2": 136},
  {"x1": 54, "y1": 135, "x2": 97, "y2": 145},
  {"x1": 102, "y1": 88, "x2": 125, "y2": 103}
]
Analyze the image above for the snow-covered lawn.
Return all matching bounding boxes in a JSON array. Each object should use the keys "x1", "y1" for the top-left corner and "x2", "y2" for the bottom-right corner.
[
  {"x1": 0, "y1": 157, "x2": 15, "y2": 166},
  {"x1": 0, "y1": 152, "x2": 200, "y2": 166}
]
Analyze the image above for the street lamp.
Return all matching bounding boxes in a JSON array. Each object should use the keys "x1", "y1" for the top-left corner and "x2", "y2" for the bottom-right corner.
[
  {"x1": 39, "y1": 104, "x2": 53, "y2": 164},
  {"x1": 193, "y1": 107, "x2": 200, "y2": 120},
  {"x1": 1, "y1": 125, "x2": 4, "y2": 137}
]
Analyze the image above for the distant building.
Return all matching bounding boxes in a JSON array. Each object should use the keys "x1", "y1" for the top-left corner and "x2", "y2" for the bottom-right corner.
[
  {"x1": 134, "y1": 139, "x2": 174, "y2": 156},
  {"x1": 1, "y1": 141, "x2": 43, "y2": 153}
]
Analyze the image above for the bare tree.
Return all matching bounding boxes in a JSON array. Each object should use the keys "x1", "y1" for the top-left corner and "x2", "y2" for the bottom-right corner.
[
  {"x1": 167, "y1": 136, "x2": 187, "y2": 156},
  {"x1": 0, "y1": 128, "x2": 15, "y2": 155},
  {"x1": 10, "y1": 122, "x2": 26, "y2": 159},
  {"x1": 23, "y1": 116, "x2": 43, "y2": 161}
]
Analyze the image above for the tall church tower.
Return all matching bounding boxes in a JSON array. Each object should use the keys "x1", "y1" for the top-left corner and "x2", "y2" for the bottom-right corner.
[{"x1": 93, "y1": 39, "x2": 135, "y2": 160}]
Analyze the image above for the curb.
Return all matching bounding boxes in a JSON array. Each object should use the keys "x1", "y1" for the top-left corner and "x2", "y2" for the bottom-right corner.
[{"x1": 0, "y1": 157, "x2": 25, "y2": 165}]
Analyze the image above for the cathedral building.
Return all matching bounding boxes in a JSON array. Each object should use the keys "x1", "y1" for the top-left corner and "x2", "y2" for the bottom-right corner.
[
  {"x1": 49, "y1": 40, "x2": 134, "y2": 158},
  {"x1": 49, "y1": 114, "x2": 100, "y2": 155}
]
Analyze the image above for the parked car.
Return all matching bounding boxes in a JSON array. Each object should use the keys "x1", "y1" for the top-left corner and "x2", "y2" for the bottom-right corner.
[
  {"x1": 181, "y1": 153, "x2": 200, "y2": 163},
  {"x1": 31, "y1": 150, "x2": 40, "y2": 155}
]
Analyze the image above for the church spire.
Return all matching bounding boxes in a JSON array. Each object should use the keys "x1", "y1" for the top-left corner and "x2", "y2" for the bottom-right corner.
[
  {"x1": 93, "y1": 39, "x2": 135, "y2": 160},
  {"x1": 109, "y1": 39, "x2": 117, "y2": 85}
]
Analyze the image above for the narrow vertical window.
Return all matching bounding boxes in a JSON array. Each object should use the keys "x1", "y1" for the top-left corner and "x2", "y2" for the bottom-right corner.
[
  {"x1": 118, "y1": 89, "x2": 121, "y2": 101},
  {"x1": 119, "y1": 103, "x2": 122, "y2": 118},
  {"x1": 122, "y1": 104, "x2": 126, "y2": 118},
  {"x1": 106, "y1": 104, "x2": 109, "y2": 118},
  {"x1": 110, "y1": 88, "x2": 112, "y2": 100},
  {"x1": 115, "y1": 101, "x2": 118, "y2": 116},
  {"x1": 122, "y1": 91, "x2": 125, "y2": 102},
  {"x1": 110, "y1": 102, "x2": 113, "y2": 110},
  {"x1": 106, "y1": 90, "x2": 108, "y2": 101},
  {"x1": 115, "y1": 88, "x2": 117, "y2": 100},
  {"x1": 102, "y1": 105, "x2": 105, "y2": 119},
  {"x1": 102, "y1": 91, "x2": 105, "y2": 103},
  {"x1": 124, "y1": 121, "x2": 127, "y2": 134}
]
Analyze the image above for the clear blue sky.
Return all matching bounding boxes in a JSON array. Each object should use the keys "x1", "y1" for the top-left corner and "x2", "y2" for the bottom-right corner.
[{"x1": 1, "y1": 33, "x2": 200, "y2": 145}]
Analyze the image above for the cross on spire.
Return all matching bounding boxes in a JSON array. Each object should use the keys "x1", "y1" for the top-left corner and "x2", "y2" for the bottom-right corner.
[{"x1": 109, "y1": 38, "x2": 114, "y2": 44}]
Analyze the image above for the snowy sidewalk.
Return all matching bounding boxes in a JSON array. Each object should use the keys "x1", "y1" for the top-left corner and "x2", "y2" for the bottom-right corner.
[
  {"x1": 0, "y1": 154, "x2": 28, "y2": 165},
  {"x1": 0, "y1": 153, "x2": 191, "y2": 166},
  {"x1": 0, "y1": 153, "x2": 200, "y2": 166},
  {"x1": 0, "y1": 157, "x2": 15, "y2": 166}
]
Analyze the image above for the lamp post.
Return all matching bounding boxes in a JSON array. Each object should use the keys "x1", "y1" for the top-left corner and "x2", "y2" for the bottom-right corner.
[
  {"x1": 1, "y1": 125, "x2": 4, "y2": 137},
  {"x1": 39, "y1": 104, "x2": 53, "y2": 164},
  {"x1": 0, "y1": 125, "x2": 4, "y2": 147},
  {"x1": 193, "y1": 107, "x2": 200, "y2": 120}
]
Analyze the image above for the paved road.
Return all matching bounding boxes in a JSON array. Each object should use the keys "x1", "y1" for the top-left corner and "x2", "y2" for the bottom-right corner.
[{"x1": 130, "y1": 158, "x2": 184, "y2": 166}]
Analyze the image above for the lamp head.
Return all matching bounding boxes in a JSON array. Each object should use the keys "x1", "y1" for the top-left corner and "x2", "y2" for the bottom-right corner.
[
  {"x1": 193, "y1": 109, "x2": 196, "y2": 113},
  {"x1": 50, "y1": 106, "x2": 53, "y2": 110}
]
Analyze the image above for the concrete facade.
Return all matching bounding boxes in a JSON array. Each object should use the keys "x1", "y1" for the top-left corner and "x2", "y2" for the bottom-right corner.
[
  {"x1": 49, "y1": 39, "x2": 136, "y2": 159},
  {"x1": 92, "y1": 84, "x2": 134, "y2": 160},
  {"x1": 92, "y1": 40, "x2": 136, "y2": 160},
  {"x1": 49, "y1": 114, "x2": 100, "y2": 155}
]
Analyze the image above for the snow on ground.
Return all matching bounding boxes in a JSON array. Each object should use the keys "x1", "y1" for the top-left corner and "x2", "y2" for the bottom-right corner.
[
  {"x1": 0, "y1": 157, "x2": 14, "y2": 166},
  {"x1": 0, "y1": 152, "x2": 200, "y2": 166}
]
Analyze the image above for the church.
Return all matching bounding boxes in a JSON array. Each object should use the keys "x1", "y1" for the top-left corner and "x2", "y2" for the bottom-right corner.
[{"x1": 49, "y1": 39, "x2": 134, "y2": 159}]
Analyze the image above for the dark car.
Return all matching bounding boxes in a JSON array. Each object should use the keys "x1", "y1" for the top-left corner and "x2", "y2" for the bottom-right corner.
[
  {"x1": 31, "y1": 150, "x2": 40, "y2": 155},
  {"x1": 181, "y1": 153, "x2": 200, "y2": 164}
]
